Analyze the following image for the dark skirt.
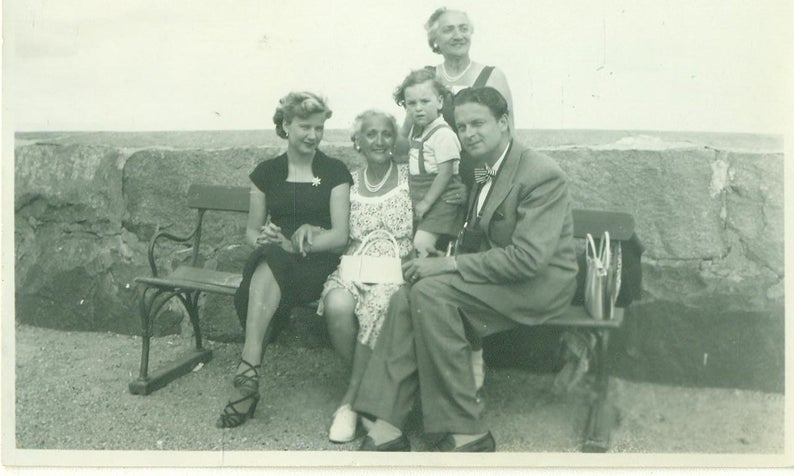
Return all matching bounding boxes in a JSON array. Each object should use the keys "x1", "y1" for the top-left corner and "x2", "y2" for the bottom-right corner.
[
  {"x1": 233, "y1": 244, "x2": 340, "y2": 341},
  {"x1": 409, "y1": 173, "x2": 465, "y2": 236}
]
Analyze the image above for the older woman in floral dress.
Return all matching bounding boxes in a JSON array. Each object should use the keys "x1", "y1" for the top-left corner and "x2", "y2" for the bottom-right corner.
[{"x1": 318, "y1": 110, "x2": 414, "y2": 443}]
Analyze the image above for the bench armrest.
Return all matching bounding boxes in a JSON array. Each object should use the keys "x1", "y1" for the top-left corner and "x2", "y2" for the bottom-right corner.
[{"x1": 146, "y1": 221, "x2": 201, "y2": 277}]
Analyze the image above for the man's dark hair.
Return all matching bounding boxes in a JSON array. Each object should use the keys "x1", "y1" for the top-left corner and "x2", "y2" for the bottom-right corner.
[{"x1": 453, "y1": 87, "x2": 509, "y2": 120}]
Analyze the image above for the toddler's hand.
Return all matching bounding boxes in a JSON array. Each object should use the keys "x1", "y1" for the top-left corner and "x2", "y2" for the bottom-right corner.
[{"x1": 414, "y1": 200, "x2": 430, "y2": 220}]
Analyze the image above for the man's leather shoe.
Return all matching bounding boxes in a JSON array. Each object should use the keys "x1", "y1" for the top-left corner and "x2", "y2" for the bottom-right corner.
[
  {"x1": 359, "y1": 434, "x2": 411, "y2": 452},
  {"x1": 430, "y1": 432, "x2": 496, "y2": 452}
]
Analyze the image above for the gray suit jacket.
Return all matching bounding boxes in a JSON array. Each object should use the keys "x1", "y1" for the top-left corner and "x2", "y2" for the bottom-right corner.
[{"x1": 454, "y1": 140, "x2": 578, "y2": 324}]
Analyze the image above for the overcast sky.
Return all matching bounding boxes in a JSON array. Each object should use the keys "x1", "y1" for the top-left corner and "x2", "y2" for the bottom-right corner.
[{"x1": 6, "y1": 0, "x2": 792, "y2": 133}]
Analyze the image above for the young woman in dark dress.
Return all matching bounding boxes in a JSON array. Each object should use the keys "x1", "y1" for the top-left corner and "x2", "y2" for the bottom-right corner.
[{"x1": 216, "y1": 91, "x2": 353, "y2": 428}]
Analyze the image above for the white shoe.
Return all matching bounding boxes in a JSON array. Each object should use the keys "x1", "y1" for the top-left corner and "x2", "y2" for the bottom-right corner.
[
  {"x1": 329, "y1": 404, "x2": 358, "y2": 443},
  {"x1": 472, "y1": 349, "x2": 485, "y2": 389}
]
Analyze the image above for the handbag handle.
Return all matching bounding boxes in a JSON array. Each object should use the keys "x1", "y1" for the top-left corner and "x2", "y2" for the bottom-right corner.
[
  {"x1": 355, "y1": 229, "x2": 401, "y2": 258},
  {"x1": 585, "y1": 231, "x2": 610, "y2": 276},
  {"x1": 601, "y1": 231, "x2": 611, "y2": 265}
]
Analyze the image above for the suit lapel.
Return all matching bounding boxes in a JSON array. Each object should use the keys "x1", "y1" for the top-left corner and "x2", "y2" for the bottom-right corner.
[{"x1": 479, "y1": 142, "x2": 522, "y2": 229}]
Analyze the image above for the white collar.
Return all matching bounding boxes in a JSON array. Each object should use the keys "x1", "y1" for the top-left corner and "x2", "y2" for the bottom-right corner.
[{"x1": 488, "y1": 140, "x2": 511, "y2": 173}]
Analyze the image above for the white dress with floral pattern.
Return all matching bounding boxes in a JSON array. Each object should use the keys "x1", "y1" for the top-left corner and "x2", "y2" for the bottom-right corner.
[{"x1": 318, "y1": 164, "x2": 413, "y2": 348}]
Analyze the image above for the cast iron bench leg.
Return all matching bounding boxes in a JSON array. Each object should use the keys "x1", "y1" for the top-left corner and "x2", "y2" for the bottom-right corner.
[
  {"x1": 581, "y1": 328, "x2": 619, "y2": 452},
  {"x1": 128, "y1": 286, "x2": 213, "y2": 395}
]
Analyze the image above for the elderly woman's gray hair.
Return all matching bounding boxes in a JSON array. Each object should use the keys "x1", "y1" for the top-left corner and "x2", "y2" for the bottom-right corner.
[
  {"x1": 424, "y1": 7, "x2": 473, "y2": 54},
  {"x1": 350, "y1": 110, "x2": 399, "y2": 150}
]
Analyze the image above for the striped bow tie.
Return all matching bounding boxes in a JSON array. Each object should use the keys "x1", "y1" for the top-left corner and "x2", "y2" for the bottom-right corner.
[{"x1": 473, "y1": 164, "x2": 496, "y2": 184}]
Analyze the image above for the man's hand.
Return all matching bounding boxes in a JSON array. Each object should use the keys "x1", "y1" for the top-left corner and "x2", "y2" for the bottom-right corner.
[
  {"x1": 441, "y1": 181, "x2": 468, "y2": 205},
  {"x1": 402, "y1": 249, "x2": 458, "y2": 283}
]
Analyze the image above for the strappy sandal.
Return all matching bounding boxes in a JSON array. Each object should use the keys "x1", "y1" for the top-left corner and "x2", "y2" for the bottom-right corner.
[
  {"x1": 215, "y1": 359, "x2": 261, "y2": 429},
  {"x1": 215, "y1": 392, "x2": 260, "y2": 428}
]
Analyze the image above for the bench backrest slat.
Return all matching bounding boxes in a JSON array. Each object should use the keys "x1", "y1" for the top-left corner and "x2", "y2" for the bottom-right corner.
[
  {"x1": 187, "y1": 184, "x2": 250, "y2": 212},
  {"x1": 571, "y1": 209, "x2": 634, "y2": 241}
]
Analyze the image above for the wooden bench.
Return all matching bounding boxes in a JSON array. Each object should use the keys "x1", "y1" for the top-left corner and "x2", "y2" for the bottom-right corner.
[
  {"x1": 130, "y1": 184, "x2": 249, "y2": 396},
  {"x1": 130, "y1": 183, "x2": 634, "y2": 453}
]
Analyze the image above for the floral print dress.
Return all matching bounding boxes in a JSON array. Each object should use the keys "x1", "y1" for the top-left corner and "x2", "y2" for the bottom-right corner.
[{"x1": 318, "y1": 163, "x2": 413, "y2": 348}]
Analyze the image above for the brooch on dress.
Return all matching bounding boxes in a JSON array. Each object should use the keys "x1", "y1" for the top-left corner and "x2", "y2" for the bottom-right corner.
[{"x1": 312, "y1": 176, "x2": 322, "y2": 187}]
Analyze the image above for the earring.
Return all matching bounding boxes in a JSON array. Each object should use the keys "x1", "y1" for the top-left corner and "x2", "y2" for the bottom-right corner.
[{"x1": 284, "y1": 131, "x2": 289, "y2": 138}]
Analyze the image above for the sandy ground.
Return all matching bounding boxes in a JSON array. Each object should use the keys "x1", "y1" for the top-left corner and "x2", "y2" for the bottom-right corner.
[{"x1": 13, "y1": 323, "x2": 785, "y2": 455}]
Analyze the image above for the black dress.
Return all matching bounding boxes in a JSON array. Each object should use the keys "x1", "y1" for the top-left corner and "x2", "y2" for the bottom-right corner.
[{"x1": 233, "y1": 151, "x2": 353, "y2": 338}]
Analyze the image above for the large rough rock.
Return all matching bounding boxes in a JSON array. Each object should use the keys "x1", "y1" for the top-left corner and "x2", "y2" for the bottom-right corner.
[
  {"x1": 14, "y1": 144, "x2": 148, "y2": 334},
  {"x1": 13, "y1": 132, "x2": 784, "y2": 392}
]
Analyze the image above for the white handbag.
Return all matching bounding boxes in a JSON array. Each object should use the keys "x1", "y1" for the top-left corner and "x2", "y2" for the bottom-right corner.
[
  {"x1": 339, "y1": 230, "x2": 405, "y2": 284},
  {"x1": 584, "y1": 231, "x2": 622, "y2": 320}
]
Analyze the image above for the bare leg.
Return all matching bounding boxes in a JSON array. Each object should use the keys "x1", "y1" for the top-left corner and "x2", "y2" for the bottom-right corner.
[
  {"x1": 323, "y1": 288, "x2": 365, "y2": 442},
  {"x1": 240, "y1": 262, "x2": 282, "y2": 367},
  {"x1": 413, "y1": 230, "x2": 439, "y2": 257},
  {"x1": 218, "y1": 262, "x2": 281, "y2": 426},
  {"x1": 327, "y1": 342, "x2": 374, "y2": 442},
  {"x1": 323, "y1": 288, "x2": 357, "y2": 365}
]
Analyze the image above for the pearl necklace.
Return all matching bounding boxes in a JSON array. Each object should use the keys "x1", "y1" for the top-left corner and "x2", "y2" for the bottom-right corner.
[
  {"x1": 440, "y1": 60, "x2": 473, "y2": 82},
  {"x1": 363, "y1": 161, "x2": 394, "y2": 193}
]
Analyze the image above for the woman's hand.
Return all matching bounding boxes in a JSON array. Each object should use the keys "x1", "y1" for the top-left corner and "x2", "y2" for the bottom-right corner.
[
  {"x1": 291, "y1": 224, "x2": 323, "y2": 256},
  {"x1": 256, "y1": 221, "x2": 285, "y2": 245},
  {"x1": 402, "y1": 249, "x2": 457, "y2": 283},
  {"x1": 256, "y1": 221, "x2": 293, "y2": 252},
  {"x1": 441, "y1": 181, "x2": 468, "y2": 205}
]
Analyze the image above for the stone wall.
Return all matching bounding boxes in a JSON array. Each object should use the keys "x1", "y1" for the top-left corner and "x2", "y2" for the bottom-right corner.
[{"x1": 13, "y1": 132, "x2": 784, "y2": 392}]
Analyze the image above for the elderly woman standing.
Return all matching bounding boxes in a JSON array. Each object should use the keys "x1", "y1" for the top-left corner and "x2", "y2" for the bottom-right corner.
[
  {"x1": 217, "y1": 91, "x2": 353, "y2": 429},
  {"x1": 319, "y1": 110, "x2": 414, "y2": 443},
  {"x1": 424, "y1": 7, "x2": 515, "y2": 132}
]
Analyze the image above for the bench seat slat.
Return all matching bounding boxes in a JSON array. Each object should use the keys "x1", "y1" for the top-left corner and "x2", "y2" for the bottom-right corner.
[
  {"x1": 546, "y1": 306, "x2": 624, "y2": 328},
  {"x1": 135, "y1": 266, "x2": 242, "y2": 295}
]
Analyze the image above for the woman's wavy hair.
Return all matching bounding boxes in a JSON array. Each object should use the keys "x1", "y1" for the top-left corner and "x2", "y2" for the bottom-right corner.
[
  {"x1": 393, "y1": 68, "x2": 450, "y2": 108},
  {"x1": 350, "y1": 110, "x2": 398, "y2": 151},
  {"x1": 424, "y1": 7, "x2": 473, "y2": 54},
  {"x1": 272, "y1": 91, "x2": 332, "y2": 139}
]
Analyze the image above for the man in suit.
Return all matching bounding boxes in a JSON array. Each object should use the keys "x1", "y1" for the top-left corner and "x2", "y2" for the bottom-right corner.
[{"x1": 353, "y1": 87, "x2": 578, "y2": 452}]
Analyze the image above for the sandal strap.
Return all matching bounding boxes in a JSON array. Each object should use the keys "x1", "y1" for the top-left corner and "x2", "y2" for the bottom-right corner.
[
  {"x1": 233, "y1": 359, "x2": 260, "y2": 394},
  {"x1": 218, "y1": 392, "x2": 259, "y2": 427},
  {"x1": 236, "y1": 358, "x2": 261, "y2": 376},
  {"x1": 223, "y1": 392, "x2": 259, "y2": 414}
]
